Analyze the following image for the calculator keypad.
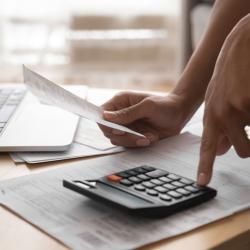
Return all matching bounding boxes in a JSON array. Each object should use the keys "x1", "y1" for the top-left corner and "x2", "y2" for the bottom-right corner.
[{"x1": 106, "y1": 166, "x2": 203, "y2": 204}]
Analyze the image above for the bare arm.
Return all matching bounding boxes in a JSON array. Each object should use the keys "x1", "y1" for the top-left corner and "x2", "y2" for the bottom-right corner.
[
  {"x1": 197, "y1": 14, "x2": 250, "y2": 185},
  {"x1": 172, "y1": 0, "x2": 250, "y2": 119},
  {"x1": 99, "y1": 0, "x2": 250, "y2": 148}
]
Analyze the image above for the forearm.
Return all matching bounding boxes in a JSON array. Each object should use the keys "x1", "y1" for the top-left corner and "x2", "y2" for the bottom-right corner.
[{"x1": 172, "y1": 0, "x2": 250, "y2": 114}]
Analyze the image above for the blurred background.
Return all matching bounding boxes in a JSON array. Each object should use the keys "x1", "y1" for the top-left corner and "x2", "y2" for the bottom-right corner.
[{"x1": 0, "y1": 0, "x2": 213, "y2": 91}]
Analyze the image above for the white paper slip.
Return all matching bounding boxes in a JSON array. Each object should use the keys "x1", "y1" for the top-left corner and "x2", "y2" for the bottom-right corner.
[
  {"x1": 9, "y1": 153, "x2": 25, "y2": 163},
  {"x1": 10, "y1": 118, "x2": 124, "y2": 164},
  {"x1": 23, "y1": 65, "x2": 144, "y2": 138},
  {"x1": 14, "y1": 142, "x2": 124, "y2": 164},
  {"x1": 75, "y1": 119, "x2": 117, "y2": 151}
]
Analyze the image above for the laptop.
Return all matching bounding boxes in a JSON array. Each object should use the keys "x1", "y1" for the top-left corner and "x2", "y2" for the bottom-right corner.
[{"x1": 0, "y1": 84, "x2": 86, "y2": 152}]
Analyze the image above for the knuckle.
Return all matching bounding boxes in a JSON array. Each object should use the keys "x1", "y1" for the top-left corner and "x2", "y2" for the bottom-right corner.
[
  {"x1": 201, "y1": 135, "x2": 213, "y2": 152},
  {"x1": 115, "y1": 91, "x2": 131, "y2": 99},
  {"x1": 203, "y1": 107, "x2": 213, "y2": 124},
  {"x1": 117, "y1": 108, "x2": 130, "y2": 117},
  {"x1": 221, "y1": 105, "x2": 232, "y2": 120},
  {"x1": 204, "y1": 102, "x2": 230, "y2": 126},
  {"x1": 237, "y1": 97, "x2": 250, "y2": 113},
  {"x1": 143, "y1": 97, "x2": 156, "y2": 109},
  {"x1": 107, "y1": 92, "x2": 126, "y2": 105}
]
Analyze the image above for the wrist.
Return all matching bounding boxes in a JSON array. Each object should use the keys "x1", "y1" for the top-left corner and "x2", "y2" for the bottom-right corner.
[{"x1": 170, "y1": 84, "x2": 203, "y2": 120}]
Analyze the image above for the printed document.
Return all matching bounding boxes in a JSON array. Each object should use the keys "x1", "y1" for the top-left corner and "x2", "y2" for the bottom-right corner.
[
  {"x1": 1, "y1": 133, "x2": 250, "y2": 250},
  {"x1": 11, "y1": 119, "x2": 123, "y2": 163},
  {"x1": 23, "y1": 65, "x2": 144, "y2": 138}
]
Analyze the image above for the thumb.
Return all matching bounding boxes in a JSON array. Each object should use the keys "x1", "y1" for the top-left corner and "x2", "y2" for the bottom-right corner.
[{"x1": 103, "y1": 102, "x2": 145, "y2": 125}]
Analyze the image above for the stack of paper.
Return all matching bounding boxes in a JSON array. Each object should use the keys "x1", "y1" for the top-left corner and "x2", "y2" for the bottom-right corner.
[
  {"x1": 10, "y1": 119, "x2": 124, "y2": 163},
  {"x1": 9, "y1": 67, "x2": 131, "y2": 164}
]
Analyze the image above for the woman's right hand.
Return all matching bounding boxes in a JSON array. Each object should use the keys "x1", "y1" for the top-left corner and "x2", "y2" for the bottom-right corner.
[
  {"x1": 197, "y1": 15, "x2": 250, "y2": 186},
  {"x1": 99, "y1": 91, "x2": 194, "y2": 147}
]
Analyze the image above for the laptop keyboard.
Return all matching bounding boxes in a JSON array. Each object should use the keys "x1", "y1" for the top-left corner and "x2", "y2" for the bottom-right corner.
[{"x1": 0, "y1": 87, "x2": 26, "y2": 134}]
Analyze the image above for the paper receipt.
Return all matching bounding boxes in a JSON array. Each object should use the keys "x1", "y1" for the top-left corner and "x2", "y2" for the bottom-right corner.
[{"x1": 23, "y1": 66, "x2": 145, "y2": 138}]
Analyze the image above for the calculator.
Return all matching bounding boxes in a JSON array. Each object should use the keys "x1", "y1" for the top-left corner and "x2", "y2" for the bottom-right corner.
[{"x1": 63, "y1": 166, "x2": 217, "y2": 217}]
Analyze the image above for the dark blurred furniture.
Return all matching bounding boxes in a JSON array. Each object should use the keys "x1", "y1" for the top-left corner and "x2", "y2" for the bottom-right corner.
[{"x1": 180, "y1": 0, "x2": 214, "y2": 69}]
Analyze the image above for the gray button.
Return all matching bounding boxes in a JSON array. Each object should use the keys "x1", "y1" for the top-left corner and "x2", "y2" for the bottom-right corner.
[
  {"x1": 147, "y1": 189, "x2": 158, "y2": 196},
  {"x1": 137, "y1": 174, "x2": 150, "y2": 181},
  {"x1": 159, "y1": 176, "x2": 172, "y2": 183},
  {"x1": 134, "y1": 185, "x2": 146, "y2": 192},
  {"x1": 150, "y1": 179, "x2": 164, "y2": 186},
  {"x1": 163, "y1": 183, "x2": 176, "y2": 190},
  {"x1": 176, "y1": 188, "x2": 191, "y2": 196},
  {"x1": 185, "y1": 185, "x2": 199, "y2": 193},
  {"x1": 142, "y1": 181, "x2": 156, "y2": 189},
  {"x1": 160, "y1": 194, "x2": 172, "y2": 201},
  {"x1": 154, "y1": 186, "x2": 167, "y2": 193},
  {"x1": 172, "y1": 181, "x2": 186, "y2": 188},
  {"x1": 180, "y1": 178, "x2": 194, "y2": 185},
  {"x1": 146, "y1": 169, "x2": 168, "y2": 178},
  {"x1": 168, "y1": 191, "x2": 182, "y2": 199},
  {"x1": 167, "y1": 174, "x2": 181, "y2": 181},
  {"x1": 128, "y1": 176, "x2": 142, "y2": 184}
]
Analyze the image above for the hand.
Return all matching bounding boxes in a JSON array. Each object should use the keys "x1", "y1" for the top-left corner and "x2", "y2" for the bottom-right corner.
[
  {"x1": 197, "y1": 17, "x2": 250, "y2": 186},
  {"x1": 100, "y1": 91, "x2": 192, "y2": 147}
]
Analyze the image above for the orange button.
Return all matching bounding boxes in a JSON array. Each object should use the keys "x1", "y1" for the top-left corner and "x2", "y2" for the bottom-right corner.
[{"x1": 107, "y1": 175, "x2": 122, "y2": 182}]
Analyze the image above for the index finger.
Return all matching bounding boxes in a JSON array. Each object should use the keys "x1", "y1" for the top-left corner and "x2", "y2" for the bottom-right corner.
[{"x1": 197, "y1": 124, "x2": 219, "y2": 186}]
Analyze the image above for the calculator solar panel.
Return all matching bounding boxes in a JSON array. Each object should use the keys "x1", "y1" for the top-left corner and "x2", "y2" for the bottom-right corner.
[{"x1": 63, "y1": 166, "x2": 217, "y2": 217}]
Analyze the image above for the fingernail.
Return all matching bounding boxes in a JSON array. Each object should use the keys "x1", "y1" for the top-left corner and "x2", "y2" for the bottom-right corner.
[
  {"x1": 197, "y1": 173, "x2": 207, "y2": 186},
  {"x1": 136, "y1": 138, "x2": 150, "y2": 147},
  {"x1": 112, "y1": 129, "x2": 126, "y2": 135},
  {"x1": 145, "y1": 133, "x2": 157, "y2": 142}
]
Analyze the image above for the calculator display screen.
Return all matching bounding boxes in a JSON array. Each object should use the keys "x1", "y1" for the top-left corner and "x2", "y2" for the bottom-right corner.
[{"x1": 97, "y1": 182, "x2": 152, "y2": 208}]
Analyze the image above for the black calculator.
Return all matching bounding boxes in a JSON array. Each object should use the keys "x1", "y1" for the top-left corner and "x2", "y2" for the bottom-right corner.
[{"x1": 63, "y1": 166, "x2": 217, "y2": 217}]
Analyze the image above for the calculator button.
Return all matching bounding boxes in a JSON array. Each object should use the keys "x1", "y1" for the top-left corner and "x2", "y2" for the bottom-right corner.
[
  {"x1": 117, "y1": 172, "x2": 130, "y2": 178},
  {"x1": 176, "y1": 188, "x2": 191, "y2": 196},
  {"x1": 172, "y1": 181, "x2": 186, "y2": 188},
  {"x1": 146, "y1": 169, "x2": 167, "y2": 178},
  {"x1": 180, "y1": 178, "x2": 194, "y2": 185},
  {"x1": 125, "y1": 170, "x2": 138, "y2": 176},
  {"x1": 168, "y1": 191, "x2": 182, "y2": 199},
  {"x1": 120, "y1": 179, "x2": 133, "y2": 186},
  {"x1": 150, "y1": 179, "x2": 164, "y2": 186},
  {"x1": 134, "y1": 185, "x2": 146, "y2": 192},
  {"x1": 128, "y1": 176, "x2": 142, "y2": 184},
  {"x1": 147, "y1": 190, "x2": 158, "y2": 196},
  {"x1": 134, "y1": 167, "x2": 148, "y2": 174},
  {"x1": 107, "y1": 175, "x2": 122, "y2": 182},
  {"x1": 192, "y1": 183, "x2": 205, "y2": 189},
  {"x1": 154, "y1": 186, "x2": 167, "y2": 193},
  {"x1": 184, "y1": 185, "x2": 200, "y2": 193},
  {"x1": 142, "y1": 165, "x2": 155, "y2": 172},
  {"x1": 142, "y1": 181, "x2": 156, "y2": 188},
  {"x1": 163, "y1": 183, "x2": 176, "y2": 190},
  {"x1": 159, "y1": 176, "x2": 172, "y2": 183},
  {"x1": 137, "y1": 174, "x2": 150, "y2": 181},
  {"x1": 160, "y1": 194, "x2": 172, "y2": 202},
  {"x1": 167, "y1": 174, "x2": 181, "y2": 181}
]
